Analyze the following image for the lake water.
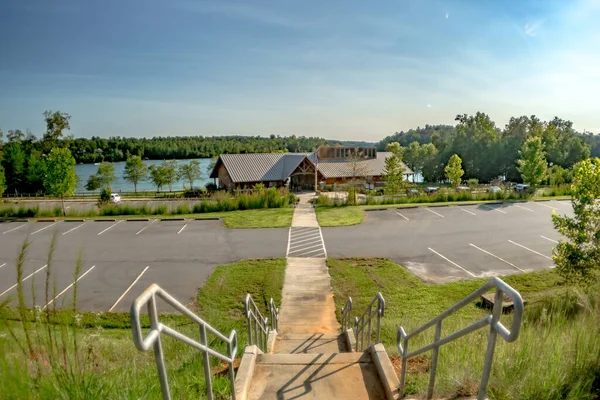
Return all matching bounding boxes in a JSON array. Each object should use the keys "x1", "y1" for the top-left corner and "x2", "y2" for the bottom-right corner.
[{"x1": 75, "y1": 158, "x2": 213, "y2": 192}]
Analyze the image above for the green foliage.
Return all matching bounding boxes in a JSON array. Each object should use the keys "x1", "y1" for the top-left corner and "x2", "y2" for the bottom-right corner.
[
  {"x1": 552, "y1": 158, "x2": 600, "y2": 284},
  {"x1": 382, "y1": 145, "x2": 405, "y2": 195},
  {"x1": 444, "y1": 154, "x2": 464, "y2": 187},
  {"x1": 517, "y1": 136, "x2": 547, "y2": 188},
  {"x1": 44, "y1": 148, "x2": 77, "y2": 215},
  {"x1": 122, "y1": 155, "x2": 148, "y2": 193},
  {"x1": 178, "y1": 159, "x2": 201, "y2": 190}
]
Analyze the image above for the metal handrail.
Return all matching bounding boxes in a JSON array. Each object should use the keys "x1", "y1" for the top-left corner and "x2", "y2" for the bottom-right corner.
[
  {"x1": 353, "y1": 292, "x2": 385, "y2": 352},
  {"x1": 341, "y1": 296, "x2": 353, "y2": 331},
  {"x1": 397, "y1": 277, "x2": 524, "y2": 400},
  {"x1": 244, "y1": 294, "x2": 277, "y2": 352},
  {"x1": 130, "y1": 284, "x2": 238, "y2": 400}
]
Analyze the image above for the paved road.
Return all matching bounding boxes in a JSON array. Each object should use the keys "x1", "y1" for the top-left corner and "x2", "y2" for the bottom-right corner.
[
  {"x1": 322, "y1": 200, "x2": 571, "y2": 283},
  {"x1": 0, "y1": 219, "x2": 287, "y2": 311}
]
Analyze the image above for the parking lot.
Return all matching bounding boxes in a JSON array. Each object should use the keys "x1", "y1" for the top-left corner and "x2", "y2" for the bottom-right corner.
[
  {"x1": 0, "y1": 219, "x2": 287, "y2": 311},
  {"x1": 322, "y1": 200, "x2": 571, "y2": 283}
]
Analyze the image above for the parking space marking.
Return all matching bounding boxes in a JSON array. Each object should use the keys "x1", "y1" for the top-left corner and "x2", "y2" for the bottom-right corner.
[
  {"x1": 469, "y1": 243, "x2": 525, "y2": 273},
  {"x1": 31, "y1": 222, "x2": 58, "y2": 235},
  {"x1": 0, "y1": 265, "x2": 47, "y2": 297},
  {"x1": 97, "y1": 220, "x2": 123, "y2": 236},
  {"x1": 2, "y1": 224, "x2": 27, "y2": 234},
  {"x1": 535, "y1": 202, "x2": 556, "y2": 211},
  {"x1": 459, "y1": 208, "x2": 476, "y2": 216},
  {"x1": 514, "y1": 204, "x2": 533, "y2": 212},
  {"x1": 108, "y1": 265, "x2": 150, "y2": 312},
  {"x1": 287, "y1": 227, "x2": 326, "y2": 258},
  {"x1": 177, "y1": 224, "x2": 188, "y2": 235},
  {"x1": 136, "y1": 219, "x2": 157, "y2": 235},
  {"x1": 394, "y1": 211, "x2": 409, "y2": 221},
  {"x1": 425, "y1": 208, "x2": 444, "y2": 218},
  {"x1": 62, "y1": 222, "x2": 86, "y2": 236},
  {"x1": 508, "y1": 240, "x2": 552, "y2": 260},
  {"x1": 44, "y1": 265, "x2": 96, "y2": 309},
  {"x1": 540, "y1": 235, "x2": 559, "y2": 244},
  {"x1": 428, "y1": 247, "x2": 476, "y2": 277},
  {"x1": 482, "y1": 205, "x2": 506, "y2": 214}
]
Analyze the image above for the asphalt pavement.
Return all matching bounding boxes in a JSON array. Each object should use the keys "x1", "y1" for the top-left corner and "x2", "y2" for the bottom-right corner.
[{"x1": 322, "y1": 200, "x2": 571, "y2": 283}]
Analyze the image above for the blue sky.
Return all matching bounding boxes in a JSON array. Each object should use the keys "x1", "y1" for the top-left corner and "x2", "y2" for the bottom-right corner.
[{"x1": 1, "y1": 0, "x2": 599, "y2": 140}]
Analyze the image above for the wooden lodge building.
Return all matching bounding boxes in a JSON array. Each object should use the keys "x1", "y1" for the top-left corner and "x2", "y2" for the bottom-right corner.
[{"x1": 209, "y1": 146, "x2": 413, "y2": 190}]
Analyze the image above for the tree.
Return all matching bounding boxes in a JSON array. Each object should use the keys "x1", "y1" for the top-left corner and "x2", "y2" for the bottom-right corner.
[
  {"x1": 123, "y1": 155, "x2": 148, "y2": 193},
  {"x1": 552, "y1": 158, "x2": 600, "y2": 284},
  {"x1": 44, "y1": 147, "x2": 77, "y2": 215},
  {"x1": 0, "y1": 164, "x2": 6, "y2": 197},
  {"x1": 85, "y1": 162, "x2": 115, "y2": 191},
  {"x1": 517, "y1": 136, "x2": 547, "y2": 189},
  {"x1": 382, "y1": 142, "x2": 405, "y2": 195},
  {"x1": 148, "y1": 164, "x2": 167, "y2": 192},
  {"x1": 178, "y1": 160, "x2": 202, "y2": 190},
  {"x1": 444, "y1": 154, "x2": 464, "y2": 187},
  {"x1": 162, "y1": 160, "x2": 179, "y2": 191}
]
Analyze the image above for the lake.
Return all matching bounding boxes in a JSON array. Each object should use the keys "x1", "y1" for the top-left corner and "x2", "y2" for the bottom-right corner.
[{"x1": 75, "y1": 158, "x2": 214, "y2": 193}]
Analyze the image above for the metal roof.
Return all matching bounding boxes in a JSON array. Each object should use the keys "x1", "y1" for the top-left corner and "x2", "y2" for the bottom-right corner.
[{"x1": 211, "y1": 152, "x2": 413, "y2": 183}]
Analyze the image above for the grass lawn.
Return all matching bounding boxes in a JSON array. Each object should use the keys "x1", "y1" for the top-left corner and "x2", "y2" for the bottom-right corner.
[
  {"x1": 328, "y1": 258, "x2": 600, "y2": 399},
  {"x1": 315, "y1": 206, "x2": 364, "y2": 227},
  {"x1": 0, "y1": 258, "x2": 286, "y2": 399}
]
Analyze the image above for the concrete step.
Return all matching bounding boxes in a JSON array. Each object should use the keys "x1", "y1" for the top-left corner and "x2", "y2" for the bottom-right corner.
[
  {"x1": 246, "y1": 352, "x2": 388, "y2": 400},
  {"x1": 274, "y1": 333, "x2": 347, "y2": 354}
]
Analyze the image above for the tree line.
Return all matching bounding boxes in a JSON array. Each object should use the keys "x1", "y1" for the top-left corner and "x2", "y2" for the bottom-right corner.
[{"x1": 379, "y1": 113, "x2": 595, "y2": 183}]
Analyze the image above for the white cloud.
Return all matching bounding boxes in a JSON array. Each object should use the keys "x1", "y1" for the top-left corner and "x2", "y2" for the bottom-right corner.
[{"x1": 524, "y1": 21, "x2": 542, "y2": 37}]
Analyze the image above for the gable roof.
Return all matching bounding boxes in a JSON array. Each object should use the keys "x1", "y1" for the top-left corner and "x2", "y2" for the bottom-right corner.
[{"x1": 210, "y1": 151, "x2": 413, "y2": 183}]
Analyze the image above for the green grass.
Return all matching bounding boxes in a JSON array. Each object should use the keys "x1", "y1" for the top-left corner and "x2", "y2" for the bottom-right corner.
[
  {"x1": 0, "y1": 255, "x2": 286, "y2": 399},
  {"x1": 315, "y1": 206, "x2": 364, "y2": 227},
  {"x1": 328, "y1": 258, "x2": 600, "y2": 399}
]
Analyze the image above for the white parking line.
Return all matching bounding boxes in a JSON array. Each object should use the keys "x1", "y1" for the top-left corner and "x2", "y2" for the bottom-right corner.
[
  {"x1": 395, "y1": 211, "x2": 409, "y2": 221},
  {"x1": 535, "y1": 202, "x2": 556, "y2": 210},
  {"x1": 135, "y1": 219, "x2": 157, "y2": 235},
  {"x1": 514, "y1": 204, "x2": 533, "y2": 212},
  {"x1": 428, "y1": 248, "x2": 475, "y2": 277},
  {"x1": 2, "y1": 224, "x2": 27, "y2": 234},
  {"x1": 482, "y1": 205, "x2": 507, "y2": 214},
  {"x1": 0, "y1": 265, "x2": 47, "y2": 297},
  {"x1": 459, "y1": 208, "x2": 476, "y2": 216},
  {"x1": 108, "y1": 266, "x2": 150, "y2": 312},
  {"x1": 31, "y1": 222, "x2": 58, "y2": 235},
  {"x1": 177, "y1": 224, "x2": 188, "y2": 235},
  {"x1": 97, "y1": 220, "x2": 123, "y2": 236},
  {"x1": 44, "y1": 265, "x2": 96, "y2": 309},
  {"x1": 508, "y1": 240, "x2": 553, "y2": 260},
  {"x1": 62, "y1": 222, "x2": 86, "y2": 236},
  {"x1": 469, "y1": 243, "x2": 525, "y2": 273},
  {"x1": 425, "y1": 208, "x2": 444, "y2": 218},
  {"x1": 540, "y1": 235, "x2": 559, "y2": 244}
]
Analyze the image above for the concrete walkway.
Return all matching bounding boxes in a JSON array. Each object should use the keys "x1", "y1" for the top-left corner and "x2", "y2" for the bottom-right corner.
[{"x1": 278, "y1": 192, "x2": 340, "y2": 337}]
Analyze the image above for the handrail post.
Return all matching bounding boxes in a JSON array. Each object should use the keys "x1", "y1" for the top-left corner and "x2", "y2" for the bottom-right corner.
[
  {"x1": 478, "y1": 288, "x2": 503, "y2": 399},
  {"x1": 149, "y1": 295, "x2": 170, "y2": 400},
  {"x1": 200, "y1": 324, "x2": 213, "y2": 400},
  {"x1": 427, "y1": 320, "x2": 442, "y2": 399}
]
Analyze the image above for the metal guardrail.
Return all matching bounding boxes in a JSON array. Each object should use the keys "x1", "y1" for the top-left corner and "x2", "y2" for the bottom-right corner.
[
  {"x1": 131, "y1": 284, "x2": 238, "y2": 400},
  {"x1": 341, "y1": 296, "x2": 353, "y2": 331},
  {"x1": 244, "y1": 294, "x2": 278, "y2": 352},
  {"x1": 397, "y1": 277, "x2": 524, "y2": 400}
]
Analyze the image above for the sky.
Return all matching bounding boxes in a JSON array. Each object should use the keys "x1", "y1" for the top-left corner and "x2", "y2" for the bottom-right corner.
[{"x1": 1, "y1": 0, "x2": 599, "y2": 140}]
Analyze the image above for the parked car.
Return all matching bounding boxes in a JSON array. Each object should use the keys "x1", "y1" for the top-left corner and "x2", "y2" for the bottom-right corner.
[
  {"x1": 110, "y1": 193, "x2": 121, "y2": 203},
  {"x1": 514, "y1": 184, "x2": 529, "y2": 192},
  {"x1": 425, "y1": 187, "x2": 439, "y2": 193},
  {"x1": 488, "y1": 186, "x2": 502, "y2": 193}
]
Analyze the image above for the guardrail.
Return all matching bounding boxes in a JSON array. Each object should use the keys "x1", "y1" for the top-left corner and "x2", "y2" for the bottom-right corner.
[
  {"x1": 397, "y1": 277, "x2": 524, "y2": 400},
  {"x1": 131, "y1": 284, "x2": 238, "y2": 400},
  {"x1": 244, "y1": 294, "x2": 278, "y2": 352}
]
